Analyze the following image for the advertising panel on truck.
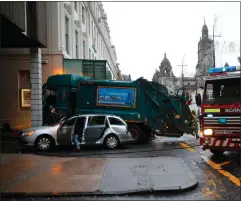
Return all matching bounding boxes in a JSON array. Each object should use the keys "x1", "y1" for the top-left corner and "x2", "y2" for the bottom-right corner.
[{"x1": 96, "y1": 86, "x2": 136, "y2": 108}]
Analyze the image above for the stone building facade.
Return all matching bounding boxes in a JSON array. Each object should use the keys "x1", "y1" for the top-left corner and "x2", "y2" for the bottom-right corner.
[
  {"x1": 0, "y1": 2, "x2": 119, "y2": 129},
  {"x1": 152, "y1": 53, "x2": 178, "y2": 94},
  {"x1": 152, "y1": 21, "x2": 215, "y2": 97},
  {"x1": 196, "y1": 21, "x2": 214, "y2": 76},
  {"x1": 152, "y1": 52, "x2": 198, "y2": 97}
]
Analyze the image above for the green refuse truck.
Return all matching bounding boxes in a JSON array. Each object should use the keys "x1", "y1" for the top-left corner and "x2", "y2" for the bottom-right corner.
[{"x1": 43, "y1": 73, "x2": 194, "y2": 143}]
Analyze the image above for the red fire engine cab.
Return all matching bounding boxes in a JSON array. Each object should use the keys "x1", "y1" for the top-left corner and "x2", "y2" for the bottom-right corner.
[{"x1": 196, "y1": 66, "x2": 241, "y2": 156}]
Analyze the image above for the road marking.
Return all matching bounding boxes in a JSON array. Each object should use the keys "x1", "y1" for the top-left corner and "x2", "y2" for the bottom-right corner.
[
  {"x1": 201, "y1": 156, "x2": 240, "y2": 187},
  {"x1": 179, "y1": 142, "x2": 196, "y2": 152},
  {"x1": 209, "y1": 178, "x2": 216, "y2": 187}
]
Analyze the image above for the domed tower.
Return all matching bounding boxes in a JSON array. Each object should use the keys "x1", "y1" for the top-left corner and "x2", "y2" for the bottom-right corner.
[{"x1": 159, "y1": 53, "x2": 174, "y2": 77}]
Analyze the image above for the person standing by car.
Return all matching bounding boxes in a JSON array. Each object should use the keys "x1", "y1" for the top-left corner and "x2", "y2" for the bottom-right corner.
[
  {"x1": 191, "y1": 110, "x2": 199, "y2": 139},
  {"x1": 73, "y1": 133, "x2": 80, "y2": 151},
  {"x1": 72, "y1": 117, "x2": 86, "y2": 151},
  {"x1": 49, "y1": 106, "x2": 56, "y2": 125}
]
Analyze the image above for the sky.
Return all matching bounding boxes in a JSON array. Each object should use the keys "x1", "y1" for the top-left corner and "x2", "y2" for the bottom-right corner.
[{"x1": 102, "y1": 2, "x2": 240, "y2": 80}]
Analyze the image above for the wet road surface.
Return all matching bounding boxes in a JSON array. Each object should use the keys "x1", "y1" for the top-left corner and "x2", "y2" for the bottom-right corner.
[{"x1": 1, "y1": 135, "x2": 240, "y2": 200}]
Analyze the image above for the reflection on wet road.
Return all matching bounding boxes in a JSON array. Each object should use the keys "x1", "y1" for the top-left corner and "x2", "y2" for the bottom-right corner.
[{"x1": 1, "y1": 134, "x2": 240, "y2": 200}]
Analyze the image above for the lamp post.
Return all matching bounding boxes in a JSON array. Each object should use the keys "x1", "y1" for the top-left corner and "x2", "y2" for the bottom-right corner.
[{"x1": 178, "y1": 53, "x2": 187, "y2": 89}]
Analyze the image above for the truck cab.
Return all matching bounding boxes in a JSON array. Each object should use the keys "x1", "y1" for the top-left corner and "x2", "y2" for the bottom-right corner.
[
  {"x1": 196, "y1": 66, "x2": 241, "y2": 155},
  {"x1": 42, "y1": 74, "x2": 90, "y2": 125}
]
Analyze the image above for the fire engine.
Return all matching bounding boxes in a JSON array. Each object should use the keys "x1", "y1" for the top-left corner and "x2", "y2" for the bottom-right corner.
[{"x1": 196, "y1": 66, "x2": 241, "y2": 156}]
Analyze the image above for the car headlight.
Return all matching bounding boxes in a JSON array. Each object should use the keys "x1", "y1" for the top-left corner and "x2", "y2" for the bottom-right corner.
[
  {"x1": 22, "y1": 130, "x2": 35, "y2": 136},
  {"x1": 204, "y1": 129, "x2": 213, "y2": 136}
]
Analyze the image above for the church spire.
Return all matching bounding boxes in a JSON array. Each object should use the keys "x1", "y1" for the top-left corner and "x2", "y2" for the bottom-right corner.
[{"x1": 202, "y1": 17, "x2": 208, "y2": 39}]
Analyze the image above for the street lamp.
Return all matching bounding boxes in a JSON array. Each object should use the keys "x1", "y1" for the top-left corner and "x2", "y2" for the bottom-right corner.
[{"x1": 178, "y1": 53, "x2": 187, "y2": 89}]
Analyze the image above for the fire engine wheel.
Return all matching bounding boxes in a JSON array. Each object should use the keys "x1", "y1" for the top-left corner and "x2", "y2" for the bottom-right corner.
[{"x1": 210, "y1": 149, "x2": 225, "y2": 156}]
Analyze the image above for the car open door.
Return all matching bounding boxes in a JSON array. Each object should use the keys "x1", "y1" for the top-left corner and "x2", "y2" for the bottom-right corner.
[
  {"x1": 57, "y1": 115, "x2": 78, "y2": 145},
  {"x1": 84, "y1": 116, "x2": 106, "y2": 143}
]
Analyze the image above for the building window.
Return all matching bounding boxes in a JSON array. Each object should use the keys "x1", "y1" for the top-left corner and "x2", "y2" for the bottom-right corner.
[
  {"x1": 65, "y1": 16, "x2": 69, "y2": 54},
  {"x1": 96, "y1": 3, "x2": 98, "y2": 16},
  {"x1": 94, "y1": 26, "x2": 96, "y2": 40},
  {"x1": 74, "y1": 2, "x2": 78, "y2": 12},
  {"x1": 89, "y1": 48, "x2": 91, "y2": 59},
  {"x1": 83, "y1": 40, "x2": 86, "y2": 59},
  {"x1": 92, "y1": 20, "x2": 94, "y2": 39},
  {"x1": 82, "y1": 5, "x2": 85, "y2": 24},
  {"x1": 75, "y1": 30, "x2": 78, "y2": 59},
  {"x1": 97, "y1": 32, "x2": 99, "y2": 50},
  {"x1": 88, "y1": 13, "x2": 91, "y2": 34},
  {"x1": 100, "y1": 40, "x2": 102, "y2": 56}
]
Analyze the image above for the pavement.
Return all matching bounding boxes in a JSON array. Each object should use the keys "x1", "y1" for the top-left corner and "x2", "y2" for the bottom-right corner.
[
  {"x1": 0, "y1": 154, "x2": 197, "y2": 195},
  {"x1": 1, "y1": 134, "x2": 240, "y2": 200}
]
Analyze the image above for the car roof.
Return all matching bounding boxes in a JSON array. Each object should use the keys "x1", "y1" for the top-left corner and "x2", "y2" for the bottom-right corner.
[{"x1": 69, "y1": 114, "x2": 122, "y2": 118}]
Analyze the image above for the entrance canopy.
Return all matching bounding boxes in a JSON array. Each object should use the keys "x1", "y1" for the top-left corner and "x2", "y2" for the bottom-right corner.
[{"x1": 0, "y1": 15, "x2": 45, "y2": 48}]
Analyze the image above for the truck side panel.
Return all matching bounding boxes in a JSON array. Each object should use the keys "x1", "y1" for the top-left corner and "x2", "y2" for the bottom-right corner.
[
  {"x1": 75, "y1": 79, "x2": 193, "y2": 135},
  {"x1": 76, "y1": 82, "x2": 145, "y2": 122}
]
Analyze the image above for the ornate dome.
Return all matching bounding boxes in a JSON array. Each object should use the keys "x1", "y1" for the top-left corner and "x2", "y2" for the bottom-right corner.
[{"x1": 160, "y1": 53, "x2": 171, "y2": 67}]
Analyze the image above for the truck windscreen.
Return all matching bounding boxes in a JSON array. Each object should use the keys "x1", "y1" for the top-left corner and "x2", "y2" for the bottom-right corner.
[
  {"x1": 43, "y1": 89, "x2": 57, "y2": 106},
  {"x1": 204, "y1": 78, "x2": 240, "y2": 103}
]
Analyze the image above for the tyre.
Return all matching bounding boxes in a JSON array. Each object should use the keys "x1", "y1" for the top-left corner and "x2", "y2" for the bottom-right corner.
[
  {"x1": 210, "y1": 149, "x2": 225, "y2": 156},
  {"x1": 104, "y1": 135, "x2": 119, "y2": 150},
  {"x1": 34, "y1": 135, "x2": 55, "y2": 151},
  {"x1": 128, "y1": 124, "x2": 147, "y2": 144}
]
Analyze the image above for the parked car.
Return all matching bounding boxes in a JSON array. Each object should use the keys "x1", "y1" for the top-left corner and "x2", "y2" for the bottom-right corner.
[{"x1": 20, "y1": 114, "x2": 133, "y2": 151}]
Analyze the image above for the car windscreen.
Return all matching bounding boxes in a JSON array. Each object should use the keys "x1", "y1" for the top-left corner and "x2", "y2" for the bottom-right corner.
[{"x1": 204, "y1": 78, "x2": 240, "y2": 103}]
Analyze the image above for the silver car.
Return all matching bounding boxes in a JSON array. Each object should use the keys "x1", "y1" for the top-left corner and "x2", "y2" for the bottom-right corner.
[{"x1": 20, "y1": 114, "x2": 133, "y2": 151}]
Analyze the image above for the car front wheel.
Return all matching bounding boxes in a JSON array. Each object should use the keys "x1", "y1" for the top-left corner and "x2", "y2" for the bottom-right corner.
[
  {"x1": 104, "y1": 135, "x2": 119, "y2": 150},
  {"x1": 35, "y1": 136, "x2": 54, "y2": 151}
]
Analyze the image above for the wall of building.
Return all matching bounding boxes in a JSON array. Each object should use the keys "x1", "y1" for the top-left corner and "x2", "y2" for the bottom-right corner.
[
  {"x1": 0, "y1": 55, "x2": 31, "y2": 129},
  {"x1": 57, "y1": 2, "x2": 118, "y2": 79},
  {"x1": 0, "y1": 1, "x2": 118, "y2": 129},
  {"x1": 0, "y1": 53, "x2": 63, "y2": 129}
]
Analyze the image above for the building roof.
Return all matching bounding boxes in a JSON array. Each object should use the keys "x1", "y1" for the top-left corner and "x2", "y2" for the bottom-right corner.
[{"x1": 160, "y1": 53, "x2": 171, "y2": 67}]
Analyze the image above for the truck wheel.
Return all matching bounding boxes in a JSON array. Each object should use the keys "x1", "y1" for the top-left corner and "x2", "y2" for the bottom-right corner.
[
  {"x1": 128, "y1": 124, "x2": 147, "y2": 144},
  {"x1": 210, "y1": 149, "x2": 225, "y2": 156}
]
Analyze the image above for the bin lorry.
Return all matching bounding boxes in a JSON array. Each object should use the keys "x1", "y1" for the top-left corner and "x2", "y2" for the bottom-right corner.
[
  {"x1": 196, "y1": 66, "x2": 241, "y2": 155},
  {"x1": 43, "y1": 74, "x2": 194, "y2": 143}
]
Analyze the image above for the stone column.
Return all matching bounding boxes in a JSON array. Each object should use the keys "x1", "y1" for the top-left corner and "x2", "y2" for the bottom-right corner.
[{"x1": 30, "y1": 48, "x2": 42, "y2": 127}]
